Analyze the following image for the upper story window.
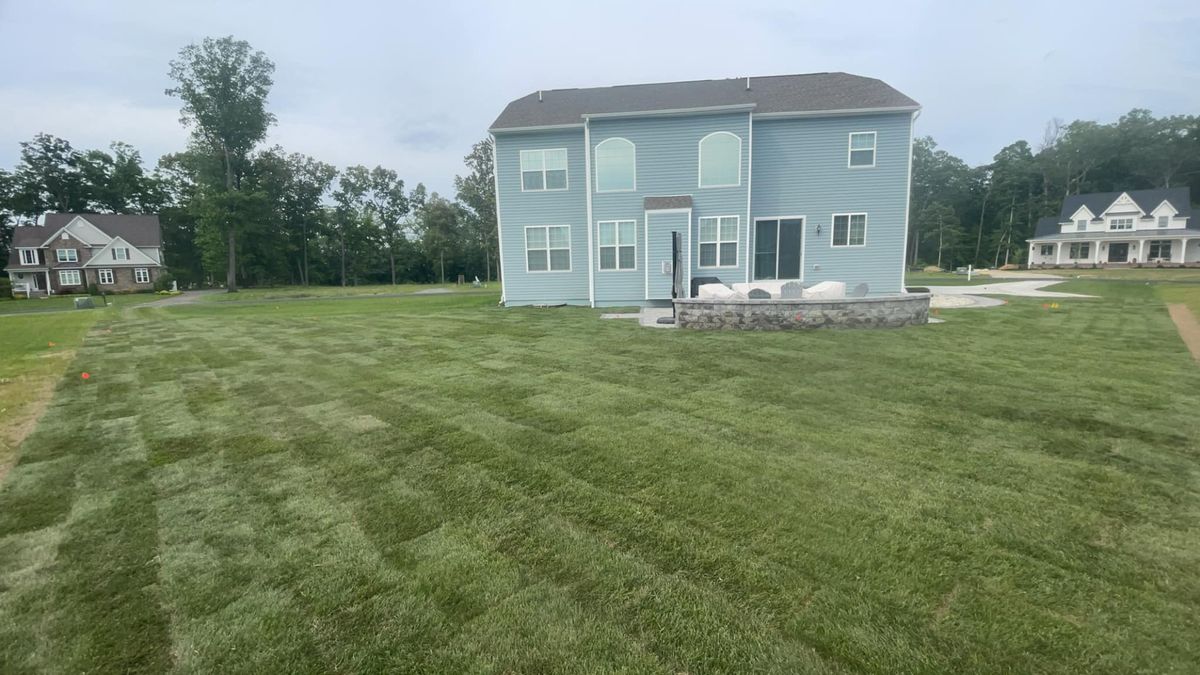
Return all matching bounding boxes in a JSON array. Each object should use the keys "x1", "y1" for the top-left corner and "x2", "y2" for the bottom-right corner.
[
  {"x1": 1108, "y1": 217, "x2": 1133, "y2": 231},
  {"x1": 520, "y1": 149, "x2": 568, "y2": 191},
  {"x1": 597, "y1": 220, "x2": 636, "y2": 270},
  {"x1": 594, "y1": 138, "x2": 635, "y2": 192},
  {"x1": 698, "y1": 216, "x2": 739, "y2": 267},
  {"x1": 56, "y1": 248, "x2": 78, "y2": 263},
  {"x1": 1076, "y1": 219, "x2": 1087, "y2": 231},
  {"x1": 848, "y1": 132, "x2": 877, "y2": 168},
  {"x1": 19, "y1": 249, "x2": 38, "y2": 265},
  {"x1": 525, "y1": 225, "x2": 571, "y2": 272},
  {"x1": 832, "y1": 213, "x2": 867, "y2": 247},
  {"x1": 698, "y1": 132, "x2": 741, "y2": 188},
  {"x1": 113, "y1": 247, "x2": 130, "y2": 261},
  {"x1": 1158, "y1": 215, "x2": 1169, "y2": 228}
]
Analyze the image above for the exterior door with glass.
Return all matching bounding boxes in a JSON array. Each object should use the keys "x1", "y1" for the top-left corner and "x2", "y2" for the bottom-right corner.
[{"x1": 754, "y1": 217, "x2": 804, "y2": 280}]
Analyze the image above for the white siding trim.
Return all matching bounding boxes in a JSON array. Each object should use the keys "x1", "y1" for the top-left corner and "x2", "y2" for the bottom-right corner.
[
  {"x1": 847, "y1": 131, "x2": 877, "y2": 169},
  {"x1": 518, "y1": 148, "x2": 569, "y2": 192},
  {"x1": 490, "y1": 134, "x2": 507, "y2": 304},
  {"x1": 697, "y1": 215, "x2": 740, "y2": 268},
  {"x1": 583, "y1": 121, "x2": 596, "y2": 306},
  {"x1": 489, "y1": 123, "x2": 585, "y2": 133},
  {"x1": 901, "y1": 111, "x2": 916, "y2": 283},
  {"x1": 593, "y1": 137, "x2": 637, "y2": 193},
  {"x1": 831, "y1": 213, "x2": 868, "y2": 248},
  {"x1": 596, "y1": 220, "x2": 638, "y2": 272},
  {"x1": 753, "y1": 105, "x2": 920, "y2": 119},
  {"x1": 752, "y1": 216, "x2": 807, "y2": 281},
  {"x1": 583, "y1": 103, "x2": 755, "y2": 120},
  {"x1": 745, "y1": 111, "x2": 753, "y2": 283},
  {"x1": 698, "y1": 131, "x2": 742, "y2": 188},
  {"x1": 523, "y1": 225, "x2": 572, "y2": 273}
]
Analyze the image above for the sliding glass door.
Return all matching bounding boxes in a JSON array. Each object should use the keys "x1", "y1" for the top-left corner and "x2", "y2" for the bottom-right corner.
[{"x1": 753, "y1": 218, "x2": 804, "y2": 280}]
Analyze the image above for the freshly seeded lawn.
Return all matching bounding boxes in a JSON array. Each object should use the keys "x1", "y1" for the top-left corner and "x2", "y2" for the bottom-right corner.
[
  {"x1": 199, "y1": 283, "x2": 480, "y2": 303},
  {"x1": 1, "y1": 287, "x2": 1199, "y2": 673}
]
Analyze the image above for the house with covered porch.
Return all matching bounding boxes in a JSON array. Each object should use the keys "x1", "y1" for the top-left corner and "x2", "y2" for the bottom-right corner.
[{"x1": 1027, "y1": 188, "x2": 1197, "y2": 266}]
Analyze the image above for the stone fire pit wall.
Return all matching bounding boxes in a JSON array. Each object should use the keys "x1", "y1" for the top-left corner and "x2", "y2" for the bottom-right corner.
[{"x1": 674, "y1": 293, "x2": 931, "y2": 330}]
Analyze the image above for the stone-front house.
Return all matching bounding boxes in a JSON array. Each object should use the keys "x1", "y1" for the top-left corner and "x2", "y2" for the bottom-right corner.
[
  {"x1": 1027, "y1": 188, "x2": 1198, "y2": 266},
  {"x1": 5, "y1": 213, "x2": 164, "y2": 296}
]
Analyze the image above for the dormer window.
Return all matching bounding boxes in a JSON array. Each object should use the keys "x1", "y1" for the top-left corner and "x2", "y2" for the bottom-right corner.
[
  {"x1": 1108, "y1": 217, "x2": 1133, "y2": 231},
  {"x1": 19, "y1": 249, "x2": 38, "y2": 265},
  {"x1": 1158, "y1": 215, "x2": 1169, "y2": 228},
  {"x1": 1076, "y1": 219, "x2": 1087, "y2": 231},
  {"x1": 113, "y1": 247, "x2": 130, "y2": 261}
]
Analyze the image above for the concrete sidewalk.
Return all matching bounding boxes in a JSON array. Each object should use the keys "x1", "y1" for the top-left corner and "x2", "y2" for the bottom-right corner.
[{"x1": 926, "y1": 280, "x2": 1094, "y2": 298}]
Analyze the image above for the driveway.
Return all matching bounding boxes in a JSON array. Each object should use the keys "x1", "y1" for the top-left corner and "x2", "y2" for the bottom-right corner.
[
  {"x1": 140, "y1": 289, "x2": 223, "y2": 307},
  {"x1": 926, "y1": 279, "x2": 1094, "y2": 309}
]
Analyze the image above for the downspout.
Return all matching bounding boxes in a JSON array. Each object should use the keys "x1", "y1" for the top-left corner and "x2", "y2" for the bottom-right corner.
[
  {"x1": 583, "y1": 118, "x2": 596, "y2": 307},
  {"x1": 900, "y1": 109, "x2": 920, "y2": 289},
  {"x1": 490, "y1": 133, "x2": 507, "y2": 305}
]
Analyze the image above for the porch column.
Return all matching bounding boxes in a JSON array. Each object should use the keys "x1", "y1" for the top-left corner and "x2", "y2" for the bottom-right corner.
[
  {"x1": 1055, "y1": 242, "x2": 1062, "y2": 264},
  {"x1": 1181, "y1": 239, "x2": 1188, "y2": 264},
  {"x1": 1094, "y1": 241, "x2": 1101, "y2": 264},
  {"x1": 45, "y1": 270, "x2": 51, "y2": 296},
  {"x1": 1137, "y1": 239, "x2": 1145, "y2": 264}
]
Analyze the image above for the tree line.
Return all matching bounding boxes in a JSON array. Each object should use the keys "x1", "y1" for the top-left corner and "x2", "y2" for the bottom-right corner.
[
  {"x1": 0, "y1": 36, "x2": 497, "y2": 291},
  {"x1": 910, "y1": 111, "x2": 1200, "y2": 269},
  {"x1": 2, "y1": 37, "x2": 1197, "y2": 284}
]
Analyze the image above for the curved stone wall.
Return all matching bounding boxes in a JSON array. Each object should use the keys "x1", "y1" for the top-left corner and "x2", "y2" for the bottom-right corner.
[{"x1": 674, "y1": 293, "x2": 931, "y2": 330}]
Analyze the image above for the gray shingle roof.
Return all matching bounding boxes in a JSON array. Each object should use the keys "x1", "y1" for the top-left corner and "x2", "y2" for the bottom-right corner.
[
  {"x1": 491, "y1": 72, "x2": 919, "y2": 130},
  {"x1": 1059, "y1": 188, "x2": 1190, "y2": 221}
]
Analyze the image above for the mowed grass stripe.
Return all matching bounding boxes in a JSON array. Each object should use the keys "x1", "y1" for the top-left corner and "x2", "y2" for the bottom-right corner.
[{"x1": 0, "y1": 287, "x2": 1198, "y2": 672}]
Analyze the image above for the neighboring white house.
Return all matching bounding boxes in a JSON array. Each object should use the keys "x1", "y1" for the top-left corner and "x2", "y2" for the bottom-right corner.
[{"x1": 1027, "y1": 188, "x2": 1198, "y2": 266}]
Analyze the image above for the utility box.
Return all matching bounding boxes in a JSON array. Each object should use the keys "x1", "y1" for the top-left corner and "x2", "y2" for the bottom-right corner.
[{"x1": 74, "y1": 297, "x2": 95, "y2": 309}]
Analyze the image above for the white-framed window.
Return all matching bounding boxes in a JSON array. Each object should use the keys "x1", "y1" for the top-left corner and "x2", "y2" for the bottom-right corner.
[
  {"x1": 597, "y1": 220, "x2": 636, "y2": 271},
  {"x1": 1158, "y1": 215, "x2": 1169, "y2": 228},
  {"x1": 1108, "y1": 217, "x2": 1133, "y2": 231},
  {"x1": 1148, "y1": 240, "x2": 1172, "y2": 260},
  {"x1": 112, "y1": 247, "x2": 130, "y2": 261},
  {"x1": 1068, "y1": 243, "x2": 1090, "y2": 259},
  {"x1": 56, "y1": 248, "x2": 78, "y2": 262},
  {"x1": 848, "y1": 132, "x2": 877, "y2": 168},
  {"x1": 135, "y1": 268, "x2": 150, "y2": 284},
  {"x1": 520, "y1": 149, "x2": 568, "y2": 191},
  {"x1": 98, "y1": 269, "x2": 114, "y2": 285},
  {"x1": 1040, "y1": 244, "x2": 1054, "y2": 256},
  {"x1": 832, "y1": 213, "x2": 867, "y2": 247},
  {"x1": 525, "y1": 225, "x2": 571, "y2": 272},
  {"x1": 58, "y1": 269, "x2": 82, "y2": 286},
  {"x1": 698, "y1": 215, "x2": 739, "y2": 267},
  {"x1": 1076, "y1": 219, "x2": 1087, "y2": 231},
  {"x1": 19, "y1": 248, "x2": 38, "y2": 265},
  {"x1": 698, "y1": 132, "x2": 741, "y2": 188},
  {"x1": 594, "y1": 138, "x2": 635, "y2": 192}
]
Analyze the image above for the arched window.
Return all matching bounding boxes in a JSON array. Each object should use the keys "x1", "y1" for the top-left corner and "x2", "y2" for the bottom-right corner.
[
  {"x1": 594, "y1": 138, "x2": 635, "y2": 192},
  {"x1": 698, "y1": 132, "x2": 741, "y2": 188}
]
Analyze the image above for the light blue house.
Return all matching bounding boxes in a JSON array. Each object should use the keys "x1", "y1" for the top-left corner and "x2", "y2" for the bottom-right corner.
[{"x1": 489, "y1": 72, "x2": 920, "y2": 306}]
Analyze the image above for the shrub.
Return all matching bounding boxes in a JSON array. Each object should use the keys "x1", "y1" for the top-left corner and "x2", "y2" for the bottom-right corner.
[
  {"x1": 922, "y1": 265, "x2": 942, "y2": 273},
  {"x1": 87, "y1": 283, "x2": 100, "y2": 296},
  {"x1": 154, "y1": 271, "x2": 176, "y2": 292}
]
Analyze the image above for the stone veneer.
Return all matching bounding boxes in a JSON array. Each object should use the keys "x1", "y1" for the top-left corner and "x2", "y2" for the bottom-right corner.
[{"x1": 674, "y1": 293, "x2": 931, "y2": 330}]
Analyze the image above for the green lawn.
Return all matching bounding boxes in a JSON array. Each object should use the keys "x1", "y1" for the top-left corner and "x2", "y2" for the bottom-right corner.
[
  {"x1": 904, "y1": 271, "x2": 1000, "y2": 286},
  {"x1": 200, "y1": 283, "x2": 486, "y2": 303},
  {"x1": 1, "y1": 287, "x2": 1199, "y2": 672},
  {"x1": 0, "y1": 293, "x2": 160, "y2": 315}
]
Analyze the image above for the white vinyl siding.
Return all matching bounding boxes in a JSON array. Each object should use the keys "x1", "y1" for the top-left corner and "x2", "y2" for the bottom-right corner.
[
  {"x1": 1068, "y1": 243, "x2": 1090, "y2": 259},
  {"x1": 19, "y1": 249, "x2": 38, "y2": 265},
  {"x1": 848, "y1": 132, "x2": 876, "y2": 167},
  {"x1": 58, "y1": 269, "x2": 82, "y2": 286},
  {"x1": 98, "y1": 269, "x2": 114, "y2": 285},
  {"x1": 698, "y1": 132, "x2": 741, "y2": 188},
  {"x1": 597, "y1": 220, "x2": 636, "y2": 270},
  {"x1": 698, "y1": 216, "x2": 738, "y2": 267},
  {"x1": 1108, "y1": 217, "x2": 1133, "y2": 231},
  {"x1": 520, "y1": 149, "x2": 568, "y2": 191},
  {"x1": 134, "y1": 268, "x2": 150, "y2": 284},
  {"x1": 525, "y1": 225, "x2": 571, "y2": 272},
  {"x1": 56, "y1": 248, "x2": 78, "y2": 262},
  {"x1": 594, "y1": 138, "x2": 635, "y2": 192},
  {"x1": 832, "y1": 213, "x2": 867, "y2": 247}
]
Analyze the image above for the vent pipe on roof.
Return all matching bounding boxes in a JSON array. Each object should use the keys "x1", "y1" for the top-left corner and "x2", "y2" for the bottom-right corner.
[
  {"x1": 745, "y1": 76, "x2": 750, "y2": 90},
  {"x1": 538, "y1": 90, "x2": 543, "y2": 102}
]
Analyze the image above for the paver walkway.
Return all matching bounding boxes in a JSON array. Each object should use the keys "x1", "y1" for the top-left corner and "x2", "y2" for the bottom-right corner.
[
  {"x1": 1167, "y1": 304, "x2": 1200, "y2": 362},
  {"x1": 925, "y1": 280, "x2": 1094, "y2": 298}
]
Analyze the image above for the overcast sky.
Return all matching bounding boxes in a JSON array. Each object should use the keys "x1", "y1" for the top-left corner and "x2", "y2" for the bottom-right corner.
[{"x1": 1, "y1": 0, "x2": 1197, "y2": 196}]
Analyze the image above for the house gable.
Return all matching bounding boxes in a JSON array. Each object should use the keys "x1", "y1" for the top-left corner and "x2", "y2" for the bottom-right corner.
[
  {"x1": 83, "y1": 236, "x2": 160, "y2": 267},
  {"x1": 40, "y1": 215, "x2": 113, "y2": 247},
  {"x1": 1102, "y1": 192, "x2": 1144, "y2": 216}
]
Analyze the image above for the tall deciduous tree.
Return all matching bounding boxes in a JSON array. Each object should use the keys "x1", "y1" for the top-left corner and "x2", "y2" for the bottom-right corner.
[
  {"x1": 167, "y1": 36, "x2": 276, "y2": 292},
  {"x1": 455, "y1": 137, "x2": 498, "y2": 281}
]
